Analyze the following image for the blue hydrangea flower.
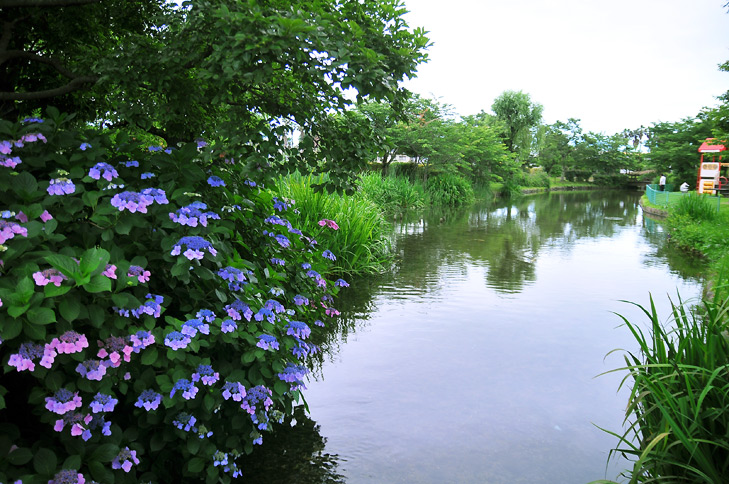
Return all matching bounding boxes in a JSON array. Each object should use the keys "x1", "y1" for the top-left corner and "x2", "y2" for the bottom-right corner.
[
  {"x1": 285, "y1": 321, "x2": 311, "y2": 339},
  {"x1": 22, "y1": 117, "x2": 44, "y2": 123},
  {"x1": 182, "y1": 318, "x2": 209, "y2": 337},
  {"x1": 244, "y1": 179, "x2": 257, "y2": 187},
  {"x1": 270, "y1": 257, "x2": 285, "y2": 266},
  {"x1": 224, "y1": 299, "x2": 253, "y2": 321},
  {"x1": 257, "y1": 334, "x2": 279, "y2": 351},
  {"x1": 79, "y1": 142, "x2": 92, "y2": 151},
  {"x1": 170, "y1": 378, "x2": 198, "y2": 400},
  {"x1": 255, "y1": 306, "x2": 275, "y2": 323},
  {"x1": 169, "y1": 203, "x2": 220, "y2": 227},
  {"x1": 335, "y1": 278, "x2": 350, "y2": 287},
  {"x1": 277, "y1": 363, "x2": 309, "y2": 390},
  {"x1": 141, "y1": 172, "x2": 155, "y2": 179},
  {"x1": 322, "y1": 250, "x2": 336, "y2": 261},
  {"x1": 164, "y1": 331, "x2": 192, "y2": 350},
  {"x1": 196, "y1": 309, "x2": 216, "y2": 323},
  {"x1": 240, "y1": 385, "x2": 273, "y2": 415},
  {"x1": 301, "y1": 262, "x2": 311, "y2": 270},
  {"x1": 207, "y1": 175, "x2": 225, "y2": 187},
  {"x1": 110, "y1": 191, "x2": 154, "y2": 213},
  {"x1": 213, "y1": 450, "x2": 229, "y2": 467},
  {"x1": 141, "y1": 187, "x2": 168, "y2": 204},
  {"x1": 274, "y1": 234, "x2": 290, "y2": 248},
  {"x1": 135, "y1": 389, "x2": 162, "y2": 411},
  {"x1": 89, "y1": 392, "x2": 118, "y2": 413},
  {"x1": 221, "y1": 318, "x2": 237, "y2": 333},
  {"x1": 123, "y1": 160, "x2": 139, "y2": 167},
  {"x1": 171, "y1": 236, "x2": 217, "y2": 260},
  {"x1": 191, "y1": 364, "x2": 219, "y2": 385},
  {"x1": 173, "y1": 412, "x2": 197, "y2": 431},
  {"x1": 272, "y1": 197, "x2": 290, "y2": 212}
]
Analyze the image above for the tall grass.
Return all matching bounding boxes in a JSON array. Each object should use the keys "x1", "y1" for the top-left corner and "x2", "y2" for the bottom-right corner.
[
  {"x1": 425, "y1": 173, "x2": 475, "y2": 206},
  {"x1": 673, "y1": 193, "x2": 718, "y2": 221},
  {"x1": 356, "y1": 172, "x2": 426, "y2": 215},
  {"x1": 274, "y1": 173, "x2": 392, "y2": 276},
  {"x1": 596, "y1": 293, "x2": 729, "y2": 483}
]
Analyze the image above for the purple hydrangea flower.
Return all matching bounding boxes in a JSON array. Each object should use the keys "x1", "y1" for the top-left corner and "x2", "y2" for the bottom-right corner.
[
  {"x1": 110, "y1": 191, "x2": 154, "y2": 213},
  {"x1": 256, "y1": 334, "x2": 279, "y2": 351},
  {"x1": 191, "y1": 364, "x2": 219, "y2": 385},
  {"x1": 293, "y1": 294, "x2": 309, "y2": 306},
  {"x1": 240, "y1": 385, "x2": 273, "y2": 415},
  {"x1": 130, "y1": 330, "x2": 155, "y2": 352},
  {"x1": 221, "y1": 381, "x2": 246, "y2": 401},
  {"x1": 32, "y1": 268, "x2": 67, "y2": 287},
  {"x1": 8, "y1": 342, "x2": 44, "y2": 371},
  {"x1": 164, "y1": 331, "x2": 191, "y2": 350},
  {"x1": 49, "y1": 469, "x2": 85, "y2": 484},
  {"x1": 224, "y1": 299, "x2": 253, "y2": 321},
  {"x1": 181, "y1": 318, "x2": 209, "y2": 337},
  {"x1": 169, "y1": 203, "x2": 220, "y2": 227},
  {"x1": 141, "y1": 187, "x2": 169, "y2": 204},
  {"x1": 335, "y1": 278, "x2": 350, "y2": 287},
  {"x1": 111, "y1": 447, "x2": 140, "y2": 473},
  {"x1": 207, "y1": 175, "x2": 225, "y2": 187},
  {"x1": 254, "y1": 306, "x2": 275, "y2": 323},
  {"x1": 218, "y1": 266, "x2": 247, "y2": 291},
  {"x1": 272, "y1": 197, "x2": 290, "y2": 212},
  {"x1": 285, "y1": 321, "x2": 311, "y2": 340},
  {"x1": 274, "y1": 234, "x2": 290, "y2": 248},
  {"x1": 82, "y1": 414, "x2": 112, "y2": 441},
  {"x1": 47, "y1": 178, "x2": 75, "y2": 195},
  {"x1": 89, "y1": 392, "x2": 118, "y2": 413},
  {"x1": 171, "y1": 235, "x2": 217, "y2": 260},
  {"x1": 170, "y1": 379, "x2": 198, "y2": 400},
  {"x1": 22, "y1": 117, "x2": 44, "y2": 123},
  {"x1": 88, "y1": 162, "x2": 118, "y2": 181},
  {"x1": 0, "y1": 155, "x2": 21, "y2": 168},
  {"x1": 270, "y1": 257, "x2": 285, "y2": 266},
  {"x1": 220, "y1": 318, "x2": 237, "y2": 333},
  {"x1": 76, "y1": 360, "x2": 107, "y2": 381},
  {"x1": 123, "y1": 160, "x2": 139, "y2": 167},
  {"x1": 135, "y1": 389, "x2": 162, "y2": 411},
  {"x1": 322, "y1": 250, "x2": 336, "y2": 261},
  {"x1": 50, "y1": 331, "x2": 89, "y2": 354},
  {"x1": 45, "y1": 388, "x2": 83, "y2": 415}
]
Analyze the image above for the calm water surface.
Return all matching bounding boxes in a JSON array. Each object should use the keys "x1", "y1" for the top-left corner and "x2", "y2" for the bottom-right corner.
[{"x1": 243, "y1": 190, "x2": 705, "y2": 484}]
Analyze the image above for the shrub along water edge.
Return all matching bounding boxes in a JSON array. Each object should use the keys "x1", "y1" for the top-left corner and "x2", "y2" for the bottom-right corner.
[{"x1": 356, "y1": 172, "x2": 426, "y2": 216}]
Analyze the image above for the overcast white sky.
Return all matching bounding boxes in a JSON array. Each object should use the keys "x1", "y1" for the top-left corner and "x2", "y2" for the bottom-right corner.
[{"x1": 401, "y1": 0, "x2": 729, "y2": 135}]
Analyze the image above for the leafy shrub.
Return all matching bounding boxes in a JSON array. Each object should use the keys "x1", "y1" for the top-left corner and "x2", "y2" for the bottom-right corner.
[
  {"x1": 591, "y1": 174, "x2": 628, "y2": 187},
  {"x1": 0, "y1": 111, "x2": 348, "y2": 484},
  {"x1": 425, "y1": 173, "x2": 474, "y2": 206},
  {"x1": 275, "y1": 173, "x2": 392, "y2": 275},
  {"x1": 518, "y1": 170, "x2": 550, "y2": 188},
  {"x1": 564, "y1": 169, "x2": 592, "y2": 182}
]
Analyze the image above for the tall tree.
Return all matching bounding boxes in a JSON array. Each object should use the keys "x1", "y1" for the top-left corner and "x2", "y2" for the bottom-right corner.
[{"x1": 491, "y1": 90, "x2": 543, "y2": 161}]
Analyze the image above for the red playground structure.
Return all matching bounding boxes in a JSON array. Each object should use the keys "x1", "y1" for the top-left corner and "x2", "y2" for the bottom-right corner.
[{"x1": 696, "y1": 138, "x2": 728, "y2": 195}]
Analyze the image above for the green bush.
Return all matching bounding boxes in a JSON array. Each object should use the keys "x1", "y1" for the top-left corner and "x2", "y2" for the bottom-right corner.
[
  {"x1": 0, "y1": 112, "x2": 347, "y2": 483},
  {"x1": 519, "y1": 170, "x2": 550, "y2": 188},
  {"x1": 425, "y1": 173, "x2": 474, "y2": 206},
  {"x1": 275, "y1": 173, "x2": 392, "y2": 275}
]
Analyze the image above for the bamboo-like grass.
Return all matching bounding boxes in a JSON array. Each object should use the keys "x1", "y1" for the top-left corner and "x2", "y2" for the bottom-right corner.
[
  {"x1": 593, "y1": 291, "x2": 729, "y2": 483},
  {"x1": 356, "y1": 172, "x2": 426, "y2": 215},
  {"x1": 274, "y1": 173, "x2": 392, "y2": 276}
]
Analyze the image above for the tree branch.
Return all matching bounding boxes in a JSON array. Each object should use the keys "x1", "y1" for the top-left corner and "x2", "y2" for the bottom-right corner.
[
  {"x1": 0, "y1": 50, "x2": 79, "y2": 78},
  {"x1": 0, "y1": 75, "x2": 97, "y2": 100},
  {"x1": 0, "y1": 0, "x2": 100, "y2": 7}
]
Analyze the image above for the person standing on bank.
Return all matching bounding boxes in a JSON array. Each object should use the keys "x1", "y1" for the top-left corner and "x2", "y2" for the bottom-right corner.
[{"x1": 659, "y1": 174, "x2": 666, "y2": 191}]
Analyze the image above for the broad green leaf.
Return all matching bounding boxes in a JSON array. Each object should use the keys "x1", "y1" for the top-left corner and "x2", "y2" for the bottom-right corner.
[
  {"x1": 59, "y1": 298, "x2": 81, "y2": 322},
  {"x1": 90, "y1": 443, "x2": 119, "y2": 462},
  {"x1": 45, "y1": 254, "x2": 79, "y2": 278},
  {"x1": 79, "y1": 247, "x2": 110, "y2": 275},
  {"x1": 0, "y1": 318, "x2": 22, "y2": 340},
  {"x1": 23, "y1": 322, "x2": 46, "y2": 340},
  {"x1": 83, "y1": 274, "x2": 111, "y2": 293},
  {"x1": 26, "y1": 307, "x2": 56, "y2": 325},
  {"x1": 16, "y1": 276, "x2": 34, "y2": 303},
  {"x1": 187, "y1": 457, "x2": 205, "y2": 473},
  {"x1": 7, "y1": 446, "x2": 33, "y2": 465},
  {"x1": 33, "y1": 448, "x2": 57, "y2": 475},
  {"x1": 44, "y1": 284, "x2": 71, "y2": 298}
]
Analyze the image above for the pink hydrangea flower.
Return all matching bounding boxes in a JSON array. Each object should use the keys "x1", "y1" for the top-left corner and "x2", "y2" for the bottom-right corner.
[
  {"x1": 32, "y1": 268, "x2": 67, "y2": 286},
  {"x1": 40, "y1": 210, "x2": 53, "y2": 222},
  {"x1": 102, "y1": 264, "x2": 117, "y2": 279},
  {"x1": 318, "y1": 218, "x2": 339, "y2": 230}
]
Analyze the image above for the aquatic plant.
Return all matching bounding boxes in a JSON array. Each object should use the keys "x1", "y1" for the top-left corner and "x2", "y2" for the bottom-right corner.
[
  {"x1": 597, "y1": 293, "x2": 729, "y2": 483},
  {"x1": 425, "y1": 173, "x2": 474, "y2": 206},
  {"x1": 356, "y1": 172, "x2": 426, "y2": 215}
]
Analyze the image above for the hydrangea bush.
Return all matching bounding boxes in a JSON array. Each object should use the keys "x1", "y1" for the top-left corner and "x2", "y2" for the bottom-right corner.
[{"x1": 0, "y1": 109, "x2": 347, "y2": 484}]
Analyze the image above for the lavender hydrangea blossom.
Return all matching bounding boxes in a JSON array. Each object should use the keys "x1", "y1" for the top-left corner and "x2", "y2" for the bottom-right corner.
[
  {"x1": 88, "y1": 162, "x2": 118, "y2": 181},
  {"x1": 170, "y1": 235, "x2": 217, "y2": 260}
]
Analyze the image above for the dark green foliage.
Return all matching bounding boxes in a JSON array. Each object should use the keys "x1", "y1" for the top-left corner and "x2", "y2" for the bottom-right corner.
[{"x1": 425, "y1": 173, "x2": 474, "y2": 206}]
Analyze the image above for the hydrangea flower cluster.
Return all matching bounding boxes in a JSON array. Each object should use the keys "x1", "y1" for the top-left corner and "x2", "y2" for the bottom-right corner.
[
  {"x1": 8, "y1": 342, "x2": 44, "y2": 371},
  {"x1": 76, "y1": 359, "x2": 107, "y2": 381},
  {"x1": 173, "y1": 412, "x2": 197, "y2": 432},
  {"x1": 135, "y1": 389, "x2": 163, "y2": 411},
  {"x1": 224, "y1": 299, "x2": 253, "y2": 321},
  {"x1": 191, "y1": 364, "x2": 220, "y2": 385},
  {"x1": 48, "y1": 178, "x2": 76, "y2": 195},
  {"x1": 131, "y1": 294, "x2": 163, "y2": 318},
  {"x1": 127, "y1": 265, "x2": 151, "y2": 283},
  {"x1": 164, "y1": 331, "x2": 192, "y2": 351},
  {"x1": 45, "y1": 388, "x2": 83, "y2": 415},
  {"x1": 169, "y1": 202, "x2": 220, "y2": 227},
  {"x1": 88, "y1": 162, "x2": 119, "y2": 181},
  {"x1": 97, "y1": 335, "x2": 134, "y2": 367},
  {"x1": 171, "y1": 235, "x2": 217, "y2": 260},
  {"x1": 240, "y1": 385, "x2": 273, "y2": 415},
  {"x1": 221, "y1": 381, "x2": 246, "y2": 402},
  {"x1": 220, "y1": 318, "x2": 237, "y2": 333},
  {"x1": 322, "y1": 249, "x2": 336, "y2": 261},
  {"x1": 110, "y1": 188, "x2": 168, "y2": 213},
  {"x1": 111, "y1": 447, "x2": 140, "y2": 473},
  {"x1": 50, "y1": 331, "x2": 89, "y2": 354},
  {"x1": 171, "y1": 378, "x2": 198, "y2": 400},
  {"x1": 49, "y1": 469, "x2": 86, "y2": 484},
  {"x1": 182, "y1": 317, "x2": 210, "y2": 337},
  {"x1": 256, "y1": 334, "x2": 279, "y2": 351},
  {"x1": 89, "y1": 392, "x2": 118, "y2": 413},
  {"x1": 53, "y1": 411, "x2": 91, "y2": 438},
  {"x1": 207, "y1": 175, "x2": 225, "y2": 187},
  {"x1": 0, "y1": 219, "x2": 27, "y2": 244},
  {"x1": 32, "y1": 268, "x2": 67, "y2": 287},
  {"x1": 218, "y1": 266, "x2": 247, "y2": 291},
  {"x1": 285, "y1": 321, "x2": 311, "y2": 340},
  {"x1": 277, "y1": 363, "x2": 309, "y2": 391}
]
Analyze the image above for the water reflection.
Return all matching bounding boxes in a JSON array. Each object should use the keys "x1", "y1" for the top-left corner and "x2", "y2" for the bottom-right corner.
[{"x1": 249, "y1": 191, "x2": 706, "y2": 484}]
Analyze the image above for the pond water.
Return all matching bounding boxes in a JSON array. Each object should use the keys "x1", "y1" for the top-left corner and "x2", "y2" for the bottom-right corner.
[{"x1": 241, "y1": 190, "x2": 706, "y2": 484}]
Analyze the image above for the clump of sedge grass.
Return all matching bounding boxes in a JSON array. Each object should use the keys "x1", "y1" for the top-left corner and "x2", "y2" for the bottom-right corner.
[
  {"x1": 673, "y1": 192, "x2": 718, "y2": 221},
  {"x1": 595, "y1": 293, "x2": 729, "y2": 483},
  {"x1": 356, "y1": 172, "x2": 425, "y2": 216},
  {"x1": 274, "y1": 173, "x2": 392, "y2": 276}
]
